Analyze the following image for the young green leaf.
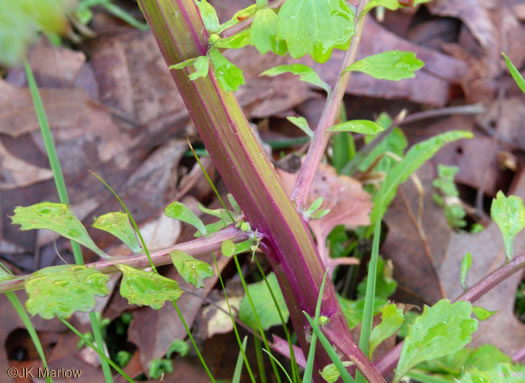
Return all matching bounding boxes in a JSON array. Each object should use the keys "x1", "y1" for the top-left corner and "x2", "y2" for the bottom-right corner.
[
  {"x1": 165, "y1": 201, "x2": 207, "y2": 236},
  {"x1": 11, "y1": 202, "x2": 106, "y2": 258},
  {"x1": 287, "y1": 116, "x2": 313, "y2": 138},
  {"x1": 328, "y1": 120, "x2": 384, "y2": 135},
  {"x1": 170, "y1": 56, "x2": 210, "y2": 81},
  {"x1": 369, "y1": 303, "x2": 404, "y2": 358},
  {"x1": 491, "y1": 191, "x2": 525, "y2": 261},
  {"x1": 472, "y1": 306, "x2": 496, "y2": 321},
  {"x1": 170, "y1": 57, "x2": 197, "y2": 70},
  {"x1": 261, "y1": 64, "x2": 330, "y2": 93},
  {"x1": 215, "y1": 30, "x2": 250, "y2": 49},
  {"x1": 216, "y1": 4, "x2": 257, "y2": 34},
  {"x1": 503, "y1": 53, "x2": 525, "y2": 94},
  {"x1": 372, "y1": 130, "x2": 473, "y2": 223},
  {"x1": 195, "y1": 0, "x2": 220, "y2": 33},
  {"x1": 250, "y1": 9, "x2": 286, "y2": 55},
  {"x1": 25, "y1": 265, "x2": 110, "y2": 319},
  {"x1": 339, "y1": 296, "x2": 388, "y2": 329},
  {"x1": 357, "y1": 257, "x2": 397, "y2": 299},
  {"x1": 276, "y1": 0, "x2": 355, "y2": 63},
  {"x1": 395, "y1": 300, "x2": 478, "y2": 382},
  {"x1": 117, "y1": 264, "x2": 183, "y2": 309},
  {"x1": 209, "y1": 48, "x2": 245, "y2": 92},
  {"x1": 460, "y1": 252, "x2": 472, "y2": 290},
  {"x1": 92, "y1": 211, "x2": 141, "y2": 252},
  {"x1": 239, "y1": 272, "x2": 289, "y2": 330},
  {"x1": 166, "y1": 339, "x2": 190, "y2": 358},
  {"x1": 464, "y1": 344, "x2": 512, "y2": 371},
  {"x1": 320, "y1": 362, "x2": 353, "y2": 383},
  {"x1": 345, "y1": 51, "x2": 424, "y2": 81},
  {"x1": 170, "y1": 250, "x2": 215, "y2": 288},
  {"x1": 221, "y1": 239, "x2": 236, "y2": 257},
  {"x1": 149, "y1": 358, "x2": 173, "y2": 379},
  {"x1": 306, "y1": 197, "x2": 324, "y2": 216}
]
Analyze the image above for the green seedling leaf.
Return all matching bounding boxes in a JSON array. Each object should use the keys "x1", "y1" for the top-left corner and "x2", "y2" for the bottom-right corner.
[
  {"x1": 369, "y1": 303, "x2": 404, "y2": 358},
  {"x1": 166, "y1": 339, "x2": 190, "y2": 358},
  {"x1": 11, "y1": 202, "x2": 106, "y2": 258},
  {"x1": 311, "y1": 208, "x2": 331, "y2": 220},
  {"x1": 149, "y1": 358, "x2": 173, "y2": 379},
  {"x1": 286, "y1": 116, "x2": 314, "y2": 138},
  {"x1": 491, "y1": 191, "x2": 525, "y2": 261},
  {"x1": 328, "y1": 120, "x2": 384, "y2": 135},
  {"x1": 363, "y1": 0, "x2": 431, "y2": 15},
  {"x1": 221, "y1": 239, "x2": 236, "y2": 257},
  {"x1": 320, "y1": 361, "x2": 353, "y2": 383},
  {"x1": 395, "y1": 299, "x2": 478, "y2": 382},
  {"x1": 116, "y1": 350, "x2": 132, "y2": 368},
  {"x1": 306, "y1": 197, "x2": 324, "y2": 216},
  {"x1": 209, "y1": 48, "x2": 245, "y2": 92},
  {"x1": 117, "y1": 264, "x2": 182, "y2": 309},
  {"x1": 170, "y1": 250, "x2": 214, "y2": 288},
  {"x1": 433, "y1": 165, "x2": 467, "y2": 230},
  {"x1": 503, "y1": 53, "x2": 525, "y2": 94},
  {"x1": 276, "y1": 0, "x2": 355, "y2": 63},
  {"x1": 339, "y1": 296, "x2": 387, "y2": 329},
  {"x1": 165, "y1": 201, "x2": 207, "y2": 236},
  {"x1": 372, "y1": 130, "x2": 473, "y2": 223},
  {"x1": 472, "y1": 306, "x2": 496, "y2": 321},
  {"x1": 169, "y1": 56, "x2": 210, "y2": 81},
  {"x1": 357, "y1": 257, "x2": 397, "y2": 299},
  {"x1": 345, "y1": 50, "x2": 424, "y2": 81},
  {"x1": 239, "y1": 272, "x2": 289, "y2": 330},
  {"x1": 215, "y1": 30, "x2": 250, "y2": 49},
  {"x1": 196, "y1": 0, "x2": 220, "y2": 33},
  {"x1": 465, "y1": 344, "x2": 512, "y2": 371},
  {"x1": 250, "y1": 9, "x2": 286, "y2": 55},
  {"x1": 25, "y1": 265, "x2": 110, "y2": 319},
  {"x1": 460, "y1": 252, "x2": 472, "y2": 290},
  {"x1": 261, "y1": 64, "x2": 330, "y2": 93},
  {"x1": 459, "y1": 363, "x2": 525, "y2": 383},
  {"x1": 92, "y1": 211, "x2": 141, "y2": 252}
]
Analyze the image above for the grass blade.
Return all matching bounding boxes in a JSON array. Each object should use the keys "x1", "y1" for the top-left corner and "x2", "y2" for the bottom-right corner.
[{"x1": 24, "y1": 59, "x2": 114, "y2": 383}]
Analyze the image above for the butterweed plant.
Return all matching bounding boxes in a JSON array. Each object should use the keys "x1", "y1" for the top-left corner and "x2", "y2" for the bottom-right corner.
[{"x1": 2, "y1": 1, "x2": 525, "y2": 383}]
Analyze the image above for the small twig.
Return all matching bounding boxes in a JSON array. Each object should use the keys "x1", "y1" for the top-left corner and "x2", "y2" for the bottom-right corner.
[
  {"x1": 291, "y1": 0, "x2": 370, "y2": 210},
  {"x1": 374, "y1": 253, "x2": 525, "y2": 376}
]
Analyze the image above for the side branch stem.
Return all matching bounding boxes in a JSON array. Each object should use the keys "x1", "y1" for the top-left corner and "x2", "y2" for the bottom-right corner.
[
  {"x1": 0, "y1": 226, "x2": 249, "y2": 294},
  {"x1": 290, "y1": 0, "x2": 368, "y2": 209}
]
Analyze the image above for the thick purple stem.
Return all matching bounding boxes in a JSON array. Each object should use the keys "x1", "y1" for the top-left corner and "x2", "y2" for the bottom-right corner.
[{"x1": 138, "y1": 0, "x2": 385, "y2": 381}]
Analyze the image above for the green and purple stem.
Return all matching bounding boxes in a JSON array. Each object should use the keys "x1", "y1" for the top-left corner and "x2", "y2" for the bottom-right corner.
[{"x1": 137, "y1": 0, "x2": 385, "y2": 381}]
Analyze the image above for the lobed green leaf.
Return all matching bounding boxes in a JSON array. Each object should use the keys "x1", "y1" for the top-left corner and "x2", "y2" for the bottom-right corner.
[
  {"x1": 209, "y1": 48, "x2": 245, "y2": 92},
  {"x1": 11, "y1": 202, "x2": 106, "y2": 258},
  {"x1": 25, "y1": 265, "x2": 110, "y2": 319},
  {"x1": 261, "y1": 64, "x2": 330, "y2": 93},
  {"x1": 345, "y1": 50, "x2": 424, "y2": 81},
  {"x1": 491, "y1": 191, "x2": 525, "y2": 261},
  {"x1": 165, "y1": 201, "x2": 207, "y2": 236},
  {"x1": 395, "y1": 299, "x2": 478, "y2": 382},
  {"x1": 170, "y1": 250, "x2": 215, "y2": 288},
  {"x1": 328, "y1": 120, "x2": 384, "y2": 135},
  {"x1": 276, "y1": 0, "x2": 355, "y2": 63},
  {"x1": 459, "y1": 363, "x2": 525, "y2": 383},
  {"x1": 239, "y1": 272, "x2": 289, "y2": 330},
  {"x1": 369, "y1": 303, "x2": 404, "y2": 358},
  {"x1": 117, "y1": 264, "x2": 182, "y2": 310},
  {"x1": 92, "y1": 211, "x2": 141, "y2": 252}
]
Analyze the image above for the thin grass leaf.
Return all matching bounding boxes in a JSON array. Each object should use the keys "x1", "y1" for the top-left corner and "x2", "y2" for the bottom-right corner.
[
  {"x1": 233, "y1": 337, "x2": 249, "y2": 383},
  {"x1": 262, "y1": 348, "x2": 293, "y2": 383},
  {"x1": 503, "y1": 53, "x2": 525, "y2": 94},
  {"x1": 25, "y1": 59, "x2": 114, "y2": 382}
]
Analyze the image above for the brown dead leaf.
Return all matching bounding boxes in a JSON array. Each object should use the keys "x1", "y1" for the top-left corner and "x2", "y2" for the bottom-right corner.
[
  {"x1": 382, "y1": 162, "x2": 450, "y2": 305},
  {"x1": 278, "y1": 164, "x2": 371, "y2": 271}
]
